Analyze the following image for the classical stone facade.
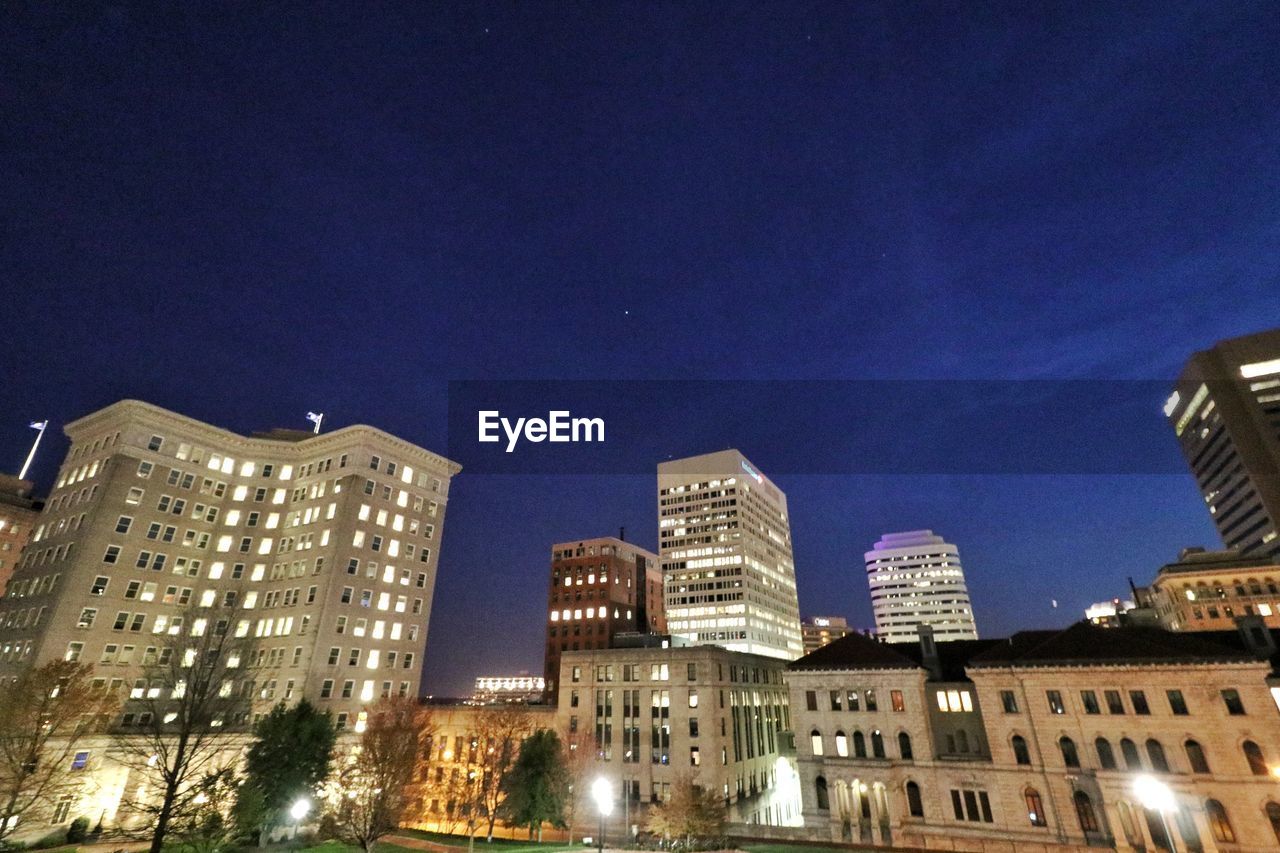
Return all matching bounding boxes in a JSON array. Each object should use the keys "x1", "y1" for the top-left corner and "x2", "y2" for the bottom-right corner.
[
  {"x1": 789, "y1": 622, "x2": 1280, "y2": 852},
  {"x1": 0, "y1": 732, "x2": 254, "y2": 843},
  {"x1": 409, "y1": 702, "x2": 557, "y2": 833},
  {"x1": 0, "y1": 399, "x2": 460, "y2": 727},
  {"x1": 1139, "y1": 547, "x2": 1280, "y2": 632}
]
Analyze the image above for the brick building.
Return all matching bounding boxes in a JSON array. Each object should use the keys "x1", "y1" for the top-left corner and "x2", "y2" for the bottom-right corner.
[
  {"x1": 543, "y1": 536, "x2": 664, "y2": 699},
  {"x1": 0, "y1": 473, "x2": 41, "y2": 596}
]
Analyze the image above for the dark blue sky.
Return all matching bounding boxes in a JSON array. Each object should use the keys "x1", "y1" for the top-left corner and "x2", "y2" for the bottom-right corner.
[{"x1": 2, "y1": 2, "x2": 1278, "y2": 694}]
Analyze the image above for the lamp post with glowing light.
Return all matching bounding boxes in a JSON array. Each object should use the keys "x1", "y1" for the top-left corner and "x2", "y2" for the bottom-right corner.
[
  {"x1": 1132, "y1": 775, "x2": 1177, "y2": 853},
  {"x1": 592, "y1": 777, "x2": 613, "y2": 853},
  {"x1": 290, "y1": 798, "x2": 311, "y2": 842}
]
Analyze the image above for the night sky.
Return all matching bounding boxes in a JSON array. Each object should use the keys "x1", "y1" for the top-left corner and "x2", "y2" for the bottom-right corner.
[{"x1": 3, "y1": 2, "x2": 1279, "y2": 696}]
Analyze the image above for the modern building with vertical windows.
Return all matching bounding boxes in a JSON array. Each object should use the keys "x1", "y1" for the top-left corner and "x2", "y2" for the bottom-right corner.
[
  {"x1": 554, "y1": 641, "x2": 799, "y2": 826},
  {"x1": 658, "y1": 450, "x2": 803, "y2": 661},
  {"x1": 0, "y1": 399, "x2": 459, "y2": 732},
  {"x1": 1165, "y1": 328, "x2": 1280, "y2": 558},
  {"x1": 543, "y1": 535, "x2": 665, "y2": 699},
  {"x1": 865, "y1": 530, "x2": 977, "y2": 643}
]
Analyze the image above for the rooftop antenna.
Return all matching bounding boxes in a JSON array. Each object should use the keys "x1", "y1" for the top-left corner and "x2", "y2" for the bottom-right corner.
[
  {"x1": 19, "y1": 420, "x2": 47, "y2": 481},
  {"x1": 619, "y1": 526, "x2": 626, "y2": 542},
  {"x1": 305, "y1": 412, "x2": 324, "y2": 435}
]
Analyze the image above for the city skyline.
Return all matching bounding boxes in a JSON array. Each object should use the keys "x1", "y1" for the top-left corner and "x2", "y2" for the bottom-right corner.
[
  {"x1": 0, "y1": 386, "x2": 1244, "y2": 696},
  {"x1": 4, "y1": 2, "x2": 1278, "y2": 696}
]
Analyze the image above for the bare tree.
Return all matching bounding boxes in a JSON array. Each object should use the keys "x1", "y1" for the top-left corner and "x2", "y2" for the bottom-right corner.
[
  {"x1": 473, "y1": 705, "x2": 532, "y2": 842},
  {"x1": 114, "y1": 608, "x2": 255, "y2": 853},
  {"x1": 0, "y1": 660, "x2": 119, "y2": 842},
  {"x1": 449, "y1": 765, "x2": 486, "y2": 853},
  {"x1": 324, "y1": 698, "x2": 432, "y2": 853},
  {"x1": 437, "y1": 767, "x2": 479, "y2": 838},
  {"x1": 164, "y1": 767, "x2": 240, "y2": 853},
  {"x1": 558, "y1": 726, "x2": 597, "y2": 846}
]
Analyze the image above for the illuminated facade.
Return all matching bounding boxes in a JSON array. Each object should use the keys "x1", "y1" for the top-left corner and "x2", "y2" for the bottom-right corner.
[
  {"x1": 802, "y1": 615, "x2": 854, "y2": 654},
  {"x1": 471, "y1": 673, "x2": 545, "y2": 704},
  {"x1": 1165, "y1": 328, "x2": 1280, "y2": 558},
  {"x1": 0, "y1": 473, "x2": 40, "y2": 596},
  {"x1": 658, "y1": 450, "x2": 803, "y2": 661},
  {"x1": 1085, "y1": 598, "x2": 1136, "y2": 627},
  {"x1": 543, "y1": 536, "x2": 665, "y2": 698},
  {"x1": 791, "y1": 621, "x2": 1280, "y2": 851},
  {"x1": 1138, "y1": 547, "x2": 1280, "y2": 632},
  {"x1": 865, "y1": 531, "x2": 977, "y2": 643},
  {"x1": 0, "y1": 399, "x2": 459, "y2": 728},
  {"x1": 554, "y1": 642, "x2": 800, "y2": 826}
]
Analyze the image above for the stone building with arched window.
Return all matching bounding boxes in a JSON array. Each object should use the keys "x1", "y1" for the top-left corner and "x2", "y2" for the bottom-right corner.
[{"x1": 788, "y1": 618, "x2": 1280, "y2": 851}]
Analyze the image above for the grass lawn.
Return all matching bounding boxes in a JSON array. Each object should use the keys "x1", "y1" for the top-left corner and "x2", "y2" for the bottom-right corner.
[
  {"x1": 387, "y1": 831, "x2": 584, "y2": 853},
  {"x1": 298, "y1": 841, "x2": 446, "y2": 853}
]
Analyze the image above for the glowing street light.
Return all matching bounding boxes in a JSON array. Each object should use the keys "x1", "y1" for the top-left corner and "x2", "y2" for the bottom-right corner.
[
  {"x1": 1132, "y1": 776, "x2": 1177, "y2": 853},
  {"x1": 290, "y1": 798, "x2": 311, "y2": 841},
  {"x1": 592, "y1": 777, "x2": 613, "y2": 853}
]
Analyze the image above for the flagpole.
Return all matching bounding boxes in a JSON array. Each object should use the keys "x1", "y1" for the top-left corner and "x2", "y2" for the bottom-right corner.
[
  {"x1": 313, "y1": 414, "x2": 322, "y2": 434},
  {"x1": 19, "y1": 421, "x2": 47, "y2": 481}
]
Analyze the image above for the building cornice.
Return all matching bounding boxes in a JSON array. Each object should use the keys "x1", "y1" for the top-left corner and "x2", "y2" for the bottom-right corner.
[{"x1": 63, "y1": 399, "x2": 461, "y2": 475}]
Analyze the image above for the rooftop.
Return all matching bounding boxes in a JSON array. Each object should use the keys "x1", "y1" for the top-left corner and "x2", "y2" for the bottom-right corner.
[
  {"x1": 1155, "y1": 547, "x2": 1279, "y2": 576},
  {"x1": 788, "y1": 620, "x2": 1280, "y2": 676}
]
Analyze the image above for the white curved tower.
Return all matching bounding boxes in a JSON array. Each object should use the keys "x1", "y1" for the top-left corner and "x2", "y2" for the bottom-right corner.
[{"x1": 865, "y1": 530, "x2": 978, "y2": 643}]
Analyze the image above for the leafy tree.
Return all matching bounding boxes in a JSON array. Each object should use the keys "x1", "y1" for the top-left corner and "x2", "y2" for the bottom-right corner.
[
  {"x1": 645, "y1": 775, "x2": 726, "y2": 848},
  {"x1": 324, "y1": 698, "x2": 431, "y2": 853},
  {"x1": 0, "y1": 660, "x2": 119, "y2": 843},
  {"x1": 237, "y1": 699, "x2": 336, "y2": 843},
  {"x1": 114, "y1": 607, "x2": 256, "y2": 853},
  {"x1": 499, "y1": 729, "x2": 567, "y2": 841}
]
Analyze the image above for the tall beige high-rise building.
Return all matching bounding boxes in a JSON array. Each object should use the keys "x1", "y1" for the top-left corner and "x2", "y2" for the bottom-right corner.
[
  {"x1": 658, "y1": 449, "x2": 802, "y2": 660},
  {"x1": 0, "y1": 400, "x2": 459, "y2": 731},
  {"x1": 1165, "y1": 328, "x2": 1280, "y2": 558}
]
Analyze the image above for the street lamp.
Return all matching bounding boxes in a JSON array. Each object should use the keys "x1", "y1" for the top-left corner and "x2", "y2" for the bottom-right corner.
[
  {"x1": 290, "y1": 798, "x2": 311, "y2": 842},
  {"x1": 592, "y1": 777, "x2": 613, "y2": 853},
  {"x1": 1132, "y1": 775, "x2": 1177, "y2": 853}
]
